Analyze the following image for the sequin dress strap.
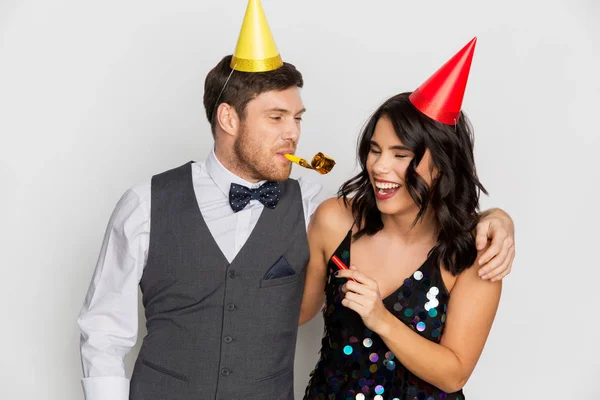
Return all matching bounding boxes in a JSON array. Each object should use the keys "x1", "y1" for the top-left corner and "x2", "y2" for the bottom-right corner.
[{"x1": 350, "y1": 213, "x2": 359, "y2": 235}]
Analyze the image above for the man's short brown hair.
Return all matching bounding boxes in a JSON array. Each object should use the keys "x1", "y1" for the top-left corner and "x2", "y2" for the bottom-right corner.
[{"x1": 203, "y1": 55, "x2": 304, "y2": 136}]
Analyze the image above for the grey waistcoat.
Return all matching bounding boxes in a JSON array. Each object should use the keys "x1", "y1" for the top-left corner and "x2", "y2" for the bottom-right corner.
[{"x1": 129, "y1": 162, "x2": 309, "y2": 400}]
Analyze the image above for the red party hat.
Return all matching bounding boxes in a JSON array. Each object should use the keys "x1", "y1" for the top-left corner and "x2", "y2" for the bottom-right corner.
[{"x1": 409, "y1": 37, "x2": 477, "y2": 125}]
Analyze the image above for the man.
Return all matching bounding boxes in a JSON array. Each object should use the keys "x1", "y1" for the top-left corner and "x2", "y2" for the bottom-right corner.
[{"x1": 78, "y1": 1, "x2": 515, "y2": 399}]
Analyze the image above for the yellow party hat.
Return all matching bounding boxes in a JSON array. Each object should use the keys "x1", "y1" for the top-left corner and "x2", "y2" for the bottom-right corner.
[{"x1": 231, "y1": 0, "x2": 283, "y2": 72}]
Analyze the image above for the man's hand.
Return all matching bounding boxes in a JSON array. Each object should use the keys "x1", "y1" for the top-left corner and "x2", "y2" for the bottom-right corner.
[{"x1": 475, "y1": 208, "x2": 515, "y2": 282}]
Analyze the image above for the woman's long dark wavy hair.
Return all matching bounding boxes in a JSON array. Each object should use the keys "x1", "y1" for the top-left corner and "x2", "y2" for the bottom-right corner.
[{"x1": 339, "y1": 92, "x2": 487, "y2": 275}]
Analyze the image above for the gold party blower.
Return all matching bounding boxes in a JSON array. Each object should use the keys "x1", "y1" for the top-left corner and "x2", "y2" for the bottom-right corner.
[{"x1": 284, "y1": 153, "x2": 336, "y2": 175}]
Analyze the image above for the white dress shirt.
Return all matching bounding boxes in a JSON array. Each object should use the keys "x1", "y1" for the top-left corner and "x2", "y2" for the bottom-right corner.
[{"x1": 77, "y1": 149, "x2": 324, "y2": 400}]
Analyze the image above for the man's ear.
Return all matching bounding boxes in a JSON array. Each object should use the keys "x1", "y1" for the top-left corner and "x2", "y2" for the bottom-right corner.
[{"x1": 216, "y1": 103, "x2": 240, "y2": 137}]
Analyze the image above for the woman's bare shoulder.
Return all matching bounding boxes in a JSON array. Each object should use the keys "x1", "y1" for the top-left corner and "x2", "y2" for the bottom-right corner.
[{"x1": 311, "y1": 197, "x2": 355, "y2": 237}]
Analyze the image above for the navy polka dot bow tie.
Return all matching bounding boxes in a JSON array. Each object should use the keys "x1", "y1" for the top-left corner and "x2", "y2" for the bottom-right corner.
[{"x1": 229, "y1": 182, "x2": 281, "y2": 213}]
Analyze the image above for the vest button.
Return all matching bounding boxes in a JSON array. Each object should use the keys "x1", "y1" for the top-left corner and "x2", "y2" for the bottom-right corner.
[
  {"x1": 226, "y1": 303, "x2": 235, "y2": 311},
  {"x1": 228, "y1": 270, "x2": 236, "y2": 278},
  {"x1": 224, "y1": 336, "x2": 233, "y2": 343},
  {"x1": 221, "y1": 368, "x2": 231, "y2": 376}
]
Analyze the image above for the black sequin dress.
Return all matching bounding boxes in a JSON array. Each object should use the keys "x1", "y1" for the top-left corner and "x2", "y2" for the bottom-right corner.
[{"x1": 304, "y1": 230, "x2": 466, "y2": 400}]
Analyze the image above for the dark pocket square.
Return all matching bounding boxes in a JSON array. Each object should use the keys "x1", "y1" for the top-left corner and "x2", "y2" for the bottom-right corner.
[{"x1": 263, "y1": 256, "x2": 296, "y2": 280}]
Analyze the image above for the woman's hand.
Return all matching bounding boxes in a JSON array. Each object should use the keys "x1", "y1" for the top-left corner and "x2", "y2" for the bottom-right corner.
[{"x1": 337, "y1": 266, "x2": 392, "y2": 333}]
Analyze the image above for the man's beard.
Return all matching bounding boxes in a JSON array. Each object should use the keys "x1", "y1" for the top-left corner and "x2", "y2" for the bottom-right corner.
[{"x1": 233, "y1": 126, "x2": 292, "y2": 182}]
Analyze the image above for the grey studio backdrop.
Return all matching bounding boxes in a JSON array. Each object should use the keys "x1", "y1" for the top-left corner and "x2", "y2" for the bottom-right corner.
[{"x1": 1, "y1": 0, "x2": 599, "y2": 399}]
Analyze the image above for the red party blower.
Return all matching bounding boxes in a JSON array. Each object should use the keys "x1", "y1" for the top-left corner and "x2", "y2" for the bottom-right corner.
[{"x1": 331, "y1": 255, "x2": 356, "y2": 282}]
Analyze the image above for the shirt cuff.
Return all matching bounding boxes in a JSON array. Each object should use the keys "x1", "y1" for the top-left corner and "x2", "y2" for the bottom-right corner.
[{"x1": 82, "y1": 376, "x2": 130, "y2": 400}]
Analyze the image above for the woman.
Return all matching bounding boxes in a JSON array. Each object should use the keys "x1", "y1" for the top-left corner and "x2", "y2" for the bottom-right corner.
[{"x1": 301, "y1": 40, "x2": 502, "y2": 399}]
